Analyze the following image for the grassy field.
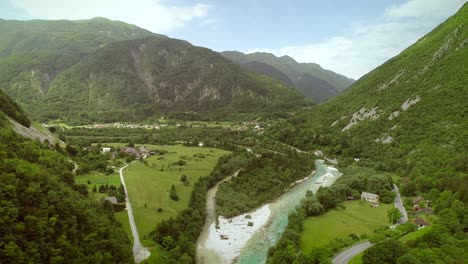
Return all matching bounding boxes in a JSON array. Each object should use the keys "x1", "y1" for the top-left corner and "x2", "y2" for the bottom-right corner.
[
  {"x1": 349, "y1": 252, "x2": 363, "y2": 264},
  {"x1": 300, "y1": 201, "x2": 392, "y2": 254},
  {"x1": 75, "y1": 171, "x2": 121, "y2": 200},
  {"x1": 121, "y1": 145, "x2": 230, "y2": 243},
  {"x1": 399, "y1": 226, "x2": 432, "y2": 242}
]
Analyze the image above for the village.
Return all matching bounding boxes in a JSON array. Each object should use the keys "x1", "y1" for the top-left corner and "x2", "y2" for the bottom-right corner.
[{"x1": 42, "y1": 119, "x2": 267, "y2": 134}]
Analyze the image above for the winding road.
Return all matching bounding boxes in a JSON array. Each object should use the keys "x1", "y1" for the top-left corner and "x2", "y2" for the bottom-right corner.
[
  {"x1": 119, "y1": 163, "x2": 151, "y2": 263},
  {"x1": 332, "y1": 242, "x2": 372, "y2": 264},
  {"x1": 393, "y1": 184, "x2": 408, "y2": 224}
]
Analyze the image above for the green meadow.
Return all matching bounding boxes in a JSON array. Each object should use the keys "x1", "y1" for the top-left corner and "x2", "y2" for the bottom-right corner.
[
  {"x1": 300, "y1": 201, "x2": 392, "y2": 254},
  {"x1": 121, "y1": 145, "x2": 230, "y2": 243},
  {"x1": 75, "y1": 171, "x2": 121, "y2": 200}
]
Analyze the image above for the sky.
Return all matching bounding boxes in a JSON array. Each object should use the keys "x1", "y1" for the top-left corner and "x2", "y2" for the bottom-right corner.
[{"x1": 0, "y1": 0, "x2": 465, "y2": 79}]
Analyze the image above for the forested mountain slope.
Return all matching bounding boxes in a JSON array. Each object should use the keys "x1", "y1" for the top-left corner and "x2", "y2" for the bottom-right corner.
[
  {"x1": 266, "y1": 5, "x2": 467, "y2": 263},
  {"x1": 0, "y1": 18, "x2": 309, "y2": 123},
  {"x1": 221, "y1": 51, "x2": 354, "y2": 102},
  {"x1": 37, "y1": 36, "x2": 308, "y2": 123},
  {"x1": 0, "y1": 89, "x2": 30, "y2": 127},
  {"x1": 0, "y1": 97, "x2": 132, "y2": 263},
  {"x1": 0, "y1": 17, "x2": 158, "y2": 58},
  {"x1": 270, "y1": 2, "x2": 468, "y2": 202}
]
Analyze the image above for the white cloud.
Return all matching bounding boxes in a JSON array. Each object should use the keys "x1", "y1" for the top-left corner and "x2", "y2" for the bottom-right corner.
[
  {"x1": 249, "y1": 0, "x2": 465, "y2": 79},
  {"x1": 8, "y1": 0, "x2": 211, "y2": 34}
]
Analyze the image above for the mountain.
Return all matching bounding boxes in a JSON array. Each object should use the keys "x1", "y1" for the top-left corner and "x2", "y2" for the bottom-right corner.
[
  {"x1": 221, "y1": 51, "x2": 354, "y2": 102},
  {"x1": 0, "y1": 18, "x2": 310, "y2": 123},
  {"x1": 0, "y1": 17, "x2": 159, "y2": 58},
  {"x1": 270, "y1": 3, "x2": 468, "y2": 197},
  {"x1": 241, "y1": 61, "x2": 294, "y2": 87},
  {"x1": 267, "y1": 5, "x2": 467, "y2": 263}
]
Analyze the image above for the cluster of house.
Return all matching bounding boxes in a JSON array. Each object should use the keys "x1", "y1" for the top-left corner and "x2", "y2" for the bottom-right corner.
[
  {"x1": 85, "y1": 123, "x2": 166, "y2": 129},
  {"x1": 101, "y1": 146, "x2": 156, "y2": 158},
  {"x1": 411, "y1": 196, "x2": 432, "y2": 228},
  {"x1": 237, "y1": 121, "x2": 265, "y2": 134},
  {"x1": 120, "y1": 146, "x2": 155, "y2": 158},
  {"x1": 412, "y1": 196, "x2": 433, "y2": 214}
]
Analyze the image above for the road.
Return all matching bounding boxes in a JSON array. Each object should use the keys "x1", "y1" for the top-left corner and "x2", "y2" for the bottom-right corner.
[
  {"x1": 119, "y1": 163, "x2": 151, "y2": 263},
  {"x1": 332, "y1": 241, "x2": 372, "y2": 264},
  {"x1": 331, "y1": 184, "x2": 409, "y2": 263},
  {"x1": 393, "y1": 184, "x2": 408, "y2": 224}
]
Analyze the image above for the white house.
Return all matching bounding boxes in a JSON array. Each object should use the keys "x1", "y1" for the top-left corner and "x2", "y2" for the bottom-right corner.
[
  {"x1": 361, "y1": 192, "x2": 379, "y2": 204},
  {"x1": 102, "y1": 147, "x2": 111, "y2": 153}
]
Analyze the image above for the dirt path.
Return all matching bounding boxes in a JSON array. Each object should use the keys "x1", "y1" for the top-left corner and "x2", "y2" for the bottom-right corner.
[{"x1": 120, "y1": 163, "x2": 151, "y2": 263}]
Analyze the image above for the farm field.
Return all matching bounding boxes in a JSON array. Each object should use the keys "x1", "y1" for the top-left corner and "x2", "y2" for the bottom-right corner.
[
  {"x1": 300, "y1": 201, "x2": 392, "y2": 254},
  {"x1": 121, "y1": 145, "x2": 230, "y2": 242}
]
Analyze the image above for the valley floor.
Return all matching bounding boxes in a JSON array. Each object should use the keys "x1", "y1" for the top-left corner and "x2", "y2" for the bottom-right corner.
[{"x1": 300, "y1": 201, "x2": 392, "y2": 253}]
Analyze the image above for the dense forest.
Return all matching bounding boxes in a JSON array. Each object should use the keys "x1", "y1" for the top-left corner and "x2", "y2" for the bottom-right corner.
[
  {"x1": 216, "y1": 150, "x2": 314, "y2": 217},
  {"x1": 0, "y1": 117, "x2": 132, "y2": 263}
]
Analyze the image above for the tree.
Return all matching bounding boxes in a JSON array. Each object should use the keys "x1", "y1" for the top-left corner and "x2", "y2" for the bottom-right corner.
[
  {"x1": 316, "y1": 187, "x2": 338, "y2": 209},
  {"x1": 180, "y1": 174, "x2": 187, "y2": 182},
  {"x1": 65, "y1": 144, "x2": 78, "y2": 157},
  {"x1": 362, "y1": 240, "x2": 407, "y2": 264},
  {"x1": 302, "y1": 196, "x2": 325, "y2": 216},
  {"x1": 170, "y1": 185, "x2": 179, "y2": 201},
  {"x1": 387, "y1": 208, "x2": 403, "y2": 224}
]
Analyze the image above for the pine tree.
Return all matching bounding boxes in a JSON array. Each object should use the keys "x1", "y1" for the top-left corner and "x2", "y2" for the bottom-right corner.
[{"x1": 170, "y1": 184, "x2": 179, "y2": 201}]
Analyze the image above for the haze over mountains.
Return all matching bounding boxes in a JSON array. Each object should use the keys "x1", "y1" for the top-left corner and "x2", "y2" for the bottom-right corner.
[{"x1": 221, "y1": 51, "x2": 355, "y2": 102}]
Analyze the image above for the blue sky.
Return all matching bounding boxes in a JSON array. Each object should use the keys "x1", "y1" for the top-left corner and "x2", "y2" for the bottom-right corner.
[{"x1": 0, "y1": 0, "x2": 465, "y2": 78}]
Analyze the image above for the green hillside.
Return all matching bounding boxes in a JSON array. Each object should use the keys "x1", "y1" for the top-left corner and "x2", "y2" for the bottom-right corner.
[
  {"x1": 269, "y1": 3, "x2": 468, "y2": 197},
  {"x1": 221, "y1": 51, "x2": 354, "y2": 102},
  {"x1": 39, "y1": 36, "x2": 308, "y2": 123},
  {"x1": 266, "y1": 4, "x2": 467, "y2": 263},
  {"x1": 0, "y1": 89, "x2": 30, "y2": 127},
  {"x1": 0, "y1": 17, "x2": 158, "y2": 58},
  {"x1": 0, "y1": 96, "x2": 132, "y2": 263},
  {"x1": 0, "y1": 17, "x2": 159, "y2": 121},
  {"x1": 0, "y1": 18, "x2": 310, "y2": 123}
]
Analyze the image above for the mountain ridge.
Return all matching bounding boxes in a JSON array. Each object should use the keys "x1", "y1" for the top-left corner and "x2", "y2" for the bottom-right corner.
[
  {"x1": 221, "y1": 50, "x2": 354, "y2": 102},
  {"x1": 0, "y1": 18, "x2": 310, "y2": 123}
]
